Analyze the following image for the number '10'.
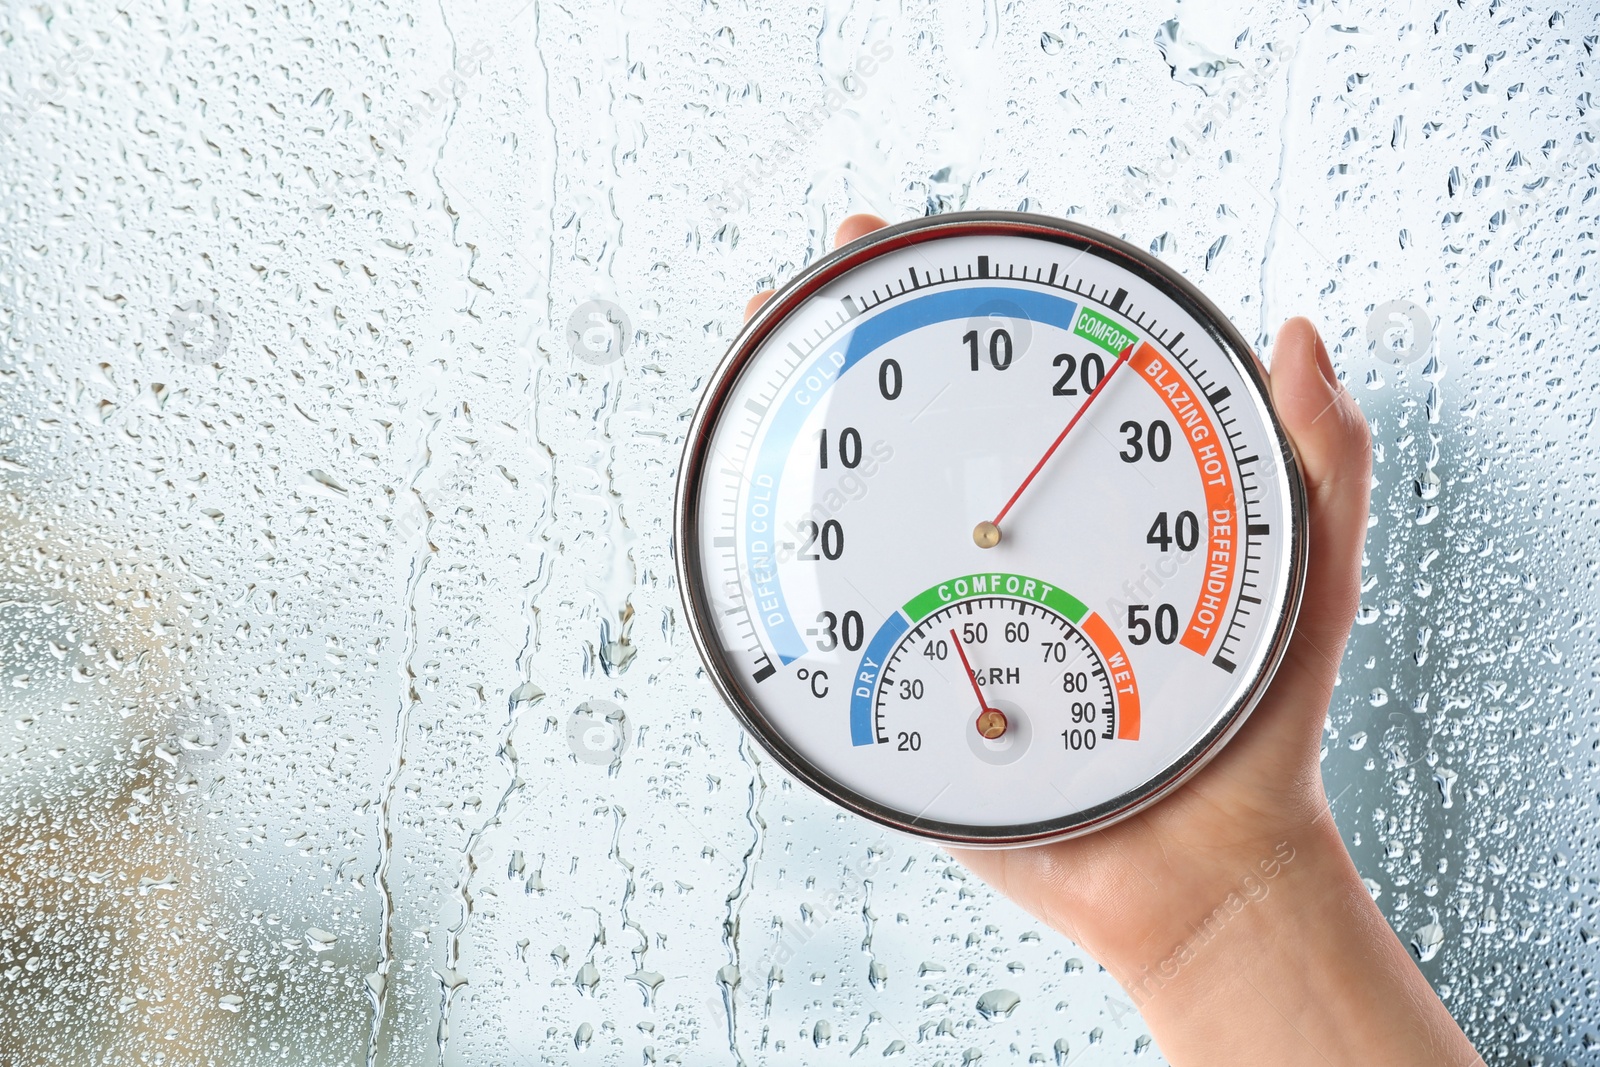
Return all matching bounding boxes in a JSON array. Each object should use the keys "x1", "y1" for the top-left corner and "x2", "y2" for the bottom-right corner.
[{"x1": 964, "y1": 329, "x2": 1013, "y2": 371}]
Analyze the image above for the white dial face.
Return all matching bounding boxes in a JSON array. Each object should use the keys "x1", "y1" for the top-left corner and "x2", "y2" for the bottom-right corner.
[{"x1": 679, "y1": 216, "x2": 1304, "y2": 845}]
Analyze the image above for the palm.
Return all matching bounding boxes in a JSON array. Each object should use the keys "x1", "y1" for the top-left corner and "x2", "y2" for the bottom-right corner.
[{"x1": 952, "y1": 639, "x2": 1345, "y2": 962}]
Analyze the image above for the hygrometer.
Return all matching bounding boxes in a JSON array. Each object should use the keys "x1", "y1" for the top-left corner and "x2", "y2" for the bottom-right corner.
[{"x1": 675, "y1": 212, "x2": 1306, "y2": 847}]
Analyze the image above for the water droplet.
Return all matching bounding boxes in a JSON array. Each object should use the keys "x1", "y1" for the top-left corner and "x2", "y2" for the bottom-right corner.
[
  {"x1": 1411, "y1": 912, "x2": 1445, "y2": 962},
  {"x1": 1434, "y1": 768, "x2": 1458, "y2": 808},
  {"x1": 976, "y1": 988, "x2": 1021, "y2": 1020},
  {"x1": 1154, "y1": 19, "x2": 1244, "y2": 95},
  {"x1": 628, "y1": 969, "x2": 665, "y2": 1006},
  {"x1": 509, "y1": 681, "x2": 545, "y2": 710}
]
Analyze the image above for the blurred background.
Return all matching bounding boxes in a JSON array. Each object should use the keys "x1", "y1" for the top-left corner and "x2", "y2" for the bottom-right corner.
[{"x1": 0, "y1": 0, "x2": 1595, "y2": 1063}]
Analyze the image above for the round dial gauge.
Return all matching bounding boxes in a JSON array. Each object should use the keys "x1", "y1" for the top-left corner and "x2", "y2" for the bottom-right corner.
[{"x1": 675, "y1": 212, "x2": 1307, "y2": 847}]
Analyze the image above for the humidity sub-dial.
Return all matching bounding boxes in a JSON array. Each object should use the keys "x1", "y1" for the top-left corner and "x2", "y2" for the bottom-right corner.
[{"x1": 871, "y1": 596, "x2": 1123, "y2": 768}]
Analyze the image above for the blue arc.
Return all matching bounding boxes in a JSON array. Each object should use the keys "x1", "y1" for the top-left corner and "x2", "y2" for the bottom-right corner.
[
  {"x1": 743, "y1": 285, "x2": 1081, "y2": 667},
  {"x1": 850, "y1": 610, "x2": 909, "y2": 745}
]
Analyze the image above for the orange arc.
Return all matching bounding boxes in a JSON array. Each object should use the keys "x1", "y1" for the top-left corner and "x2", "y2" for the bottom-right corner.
[
  {"x1": 1081, "y1": 612, "x2": 1140, "y2": 741},
  {"x1": 1132, "y1": 343, "x2": 1239, "y2": 657}
]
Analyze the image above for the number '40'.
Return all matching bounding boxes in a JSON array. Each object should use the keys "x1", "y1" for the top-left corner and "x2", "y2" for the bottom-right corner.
[{"x1": 1146, "y1": 510, "x2": 1200, "y2": 552}]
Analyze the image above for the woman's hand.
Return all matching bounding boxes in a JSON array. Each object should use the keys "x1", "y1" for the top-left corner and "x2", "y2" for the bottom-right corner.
[{"x1": 747, "y1": 213, "x2": 1482, "y2": 1065}]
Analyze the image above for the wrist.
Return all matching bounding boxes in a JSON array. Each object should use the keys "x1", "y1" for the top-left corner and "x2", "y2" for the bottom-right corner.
[
  {"x1": 1088, "y1": 814, "x2": 1480, "y2": 1065},
  {"x1": 1094, "y1": 813, "x2": 1352, "y2": 1002},
  {"x1": 1044, "y1": 788, "x2": 1347, "y2": 972}
]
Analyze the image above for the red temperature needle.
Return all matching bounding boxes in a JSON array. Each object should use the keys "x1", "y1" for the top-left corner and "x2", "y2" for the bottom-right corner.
[
  {"x1": 950, "y1": 628, "x2": 1008, "y2": 740},
  {"x1": 974, "y1": 341, "x2": 1136, "y2": 549}
]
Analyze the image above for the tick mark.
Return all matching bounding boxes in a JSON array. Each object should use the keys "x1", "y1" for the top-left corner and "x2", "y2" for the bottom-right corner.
[
  {"x1": 1206, "y1": 385, "x2": 1231, "y2": 405},
  {"x1": 1109, "y1": 287, "x2": 1127, "y2": 311},
  {"x1": 753, "y1": 663, "x2": 776, "y2": 683},
  {"x1": 1247, "y1": 523, "x2": 1270, "y2": 536},
  {"x1": 745, "y1": 399, "x2": 768, "y2": 416},
  {"x1": 1212, "y1": 655, "x2": 1237, "y2": 674},
  {"x1": 977, "y1": 255, "x2": 990, "y2": 278},
  {"x1": 841, "y1": 295, "x2": 860, "y2": 318}
]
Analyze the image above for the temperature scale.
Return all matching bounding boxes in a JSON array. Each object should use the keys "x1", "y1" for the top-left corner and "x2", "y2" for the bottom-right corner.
[{"x1": 675, "y1": 212, "x2": 1307, "y2": 847}]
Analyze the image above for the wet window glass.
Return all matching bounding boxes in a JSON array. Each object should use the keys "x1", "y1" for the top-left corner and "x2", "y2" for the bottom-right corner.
[{"x1": 0, "y1": 1, "x2": 1594, "y2": 1061}]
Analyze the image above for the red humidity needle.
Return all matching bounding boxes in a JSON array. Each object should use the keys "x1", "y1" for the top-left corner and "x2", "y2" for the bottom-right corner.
[
  {"x1": 976, "y1": 341, "x2": 1136, "y2": 547},
  {"x1": 950, "y1": 628, "x2": 1008, "y2": 740}
]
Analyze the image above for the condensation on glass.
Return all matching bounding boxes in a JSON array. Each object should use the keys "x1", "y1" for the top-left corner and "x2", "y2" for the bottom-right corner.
[{"x1": 0, "y1": 0, "x2": 1593, "y2": 1062}]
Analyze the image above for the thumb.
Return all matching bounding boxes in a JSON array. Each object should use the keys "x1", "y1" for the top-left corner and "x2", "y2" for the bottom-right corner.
[{"x1": 1266, "y1": 316, "x2": 1373, "y2": 701}]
